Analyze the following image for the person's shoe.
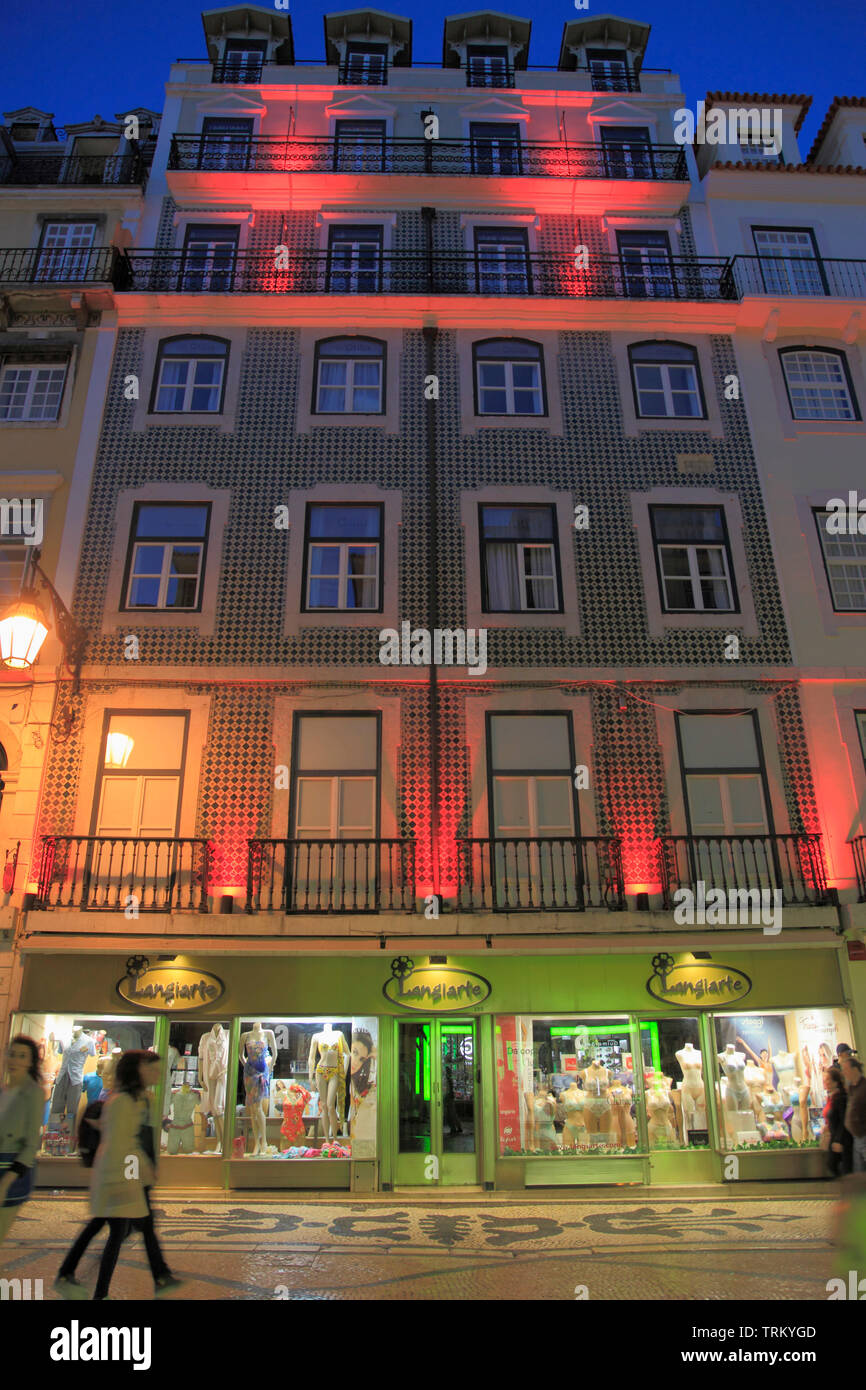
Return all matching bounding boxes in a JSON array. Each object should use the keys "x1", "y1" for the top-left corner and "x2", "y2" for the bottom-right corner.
[
  {"x1": 54, "y1": 1275, "x2": 89, "y2": 1301},
  {"x1": 154, "y1": 1274, "x2": 184, "y2": 1298}
]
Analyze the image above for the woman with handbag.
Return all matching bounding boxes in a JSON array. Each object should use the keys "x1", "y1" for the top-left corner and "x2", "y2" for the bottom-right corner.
[
  {"x1": 0, "y1": 1035, "x2": 45, "y2": 1245},
  {"x1": 822, "y1": 1065, "x2": 853, "y2": 1179}
]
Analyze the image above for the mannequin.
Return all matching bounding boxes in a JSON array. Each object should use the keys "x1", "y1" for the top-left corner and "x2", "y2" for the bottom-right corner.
[
  {"x1": 308, "y1": 1023, "x2": 349, "y2": 1143},
  {"x1": 166, "y1": 1082, "x2": 200, "y2": 1154},
  {"x1": 581, "y1": 1059, "x2": 612, "y2": 1144},
  {"x1": 281, "y1": 1083, "x2": 312, "y2": 1149},
  {"x1": 609, "y1": 1079, "x2": 637, "y2": 1148},
  {"x1": 527, "y1": 1084, "x2": 558, "y2": 1152},
  {"x1": 51, "y1": 1027, "x2": 96, "y2": 1142},
  {"x1": 559, "y1": 1081, "x2": 587, "y2": 1150},
  {"x1": 198, "y1": 1023, "x2": 228, "y2": 1151},
  {"x1": 675, "y1": 1043, "x2": 706, "y2": 1127},
  {"x1": 743, "y1": 1060, "x2": 766, "y2": 1118},
  {"x1": 240, "y1": 1022, "x2": 277, "y2": 1155},
  {"x1": 717, "y1": 1045, "x2": 750, "y2": 1112},
  {"x1": 647, "y1": 1084, "x2": 678, "y2": 1145}
]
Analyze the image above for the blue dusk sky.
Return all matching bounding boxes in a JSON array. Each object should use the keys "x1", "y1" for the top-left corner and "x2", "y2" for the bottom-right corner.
[{"x1": 1, "y1": 0, "x2": 864, "y2": 152}]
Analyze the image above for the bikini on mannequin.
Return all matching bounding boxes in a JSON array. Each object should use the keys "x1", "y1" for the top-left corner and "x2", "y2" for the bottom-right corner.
[
  {"x1": 198, "y1": 1023, "x2": 228, "y2": 1151},
  {"x1": 239, "y1": 1022, "x2": 277, "y2": 1155},
  {"x1": 308, "y1": 1023, "x2": 349, "y2": 1143},
  {"x1": 559, "y1": 1082, "x2": 587, "y2": 1150},
  {"x1": 743, "y1": 1060, "x2": 766, "y2": 1119},
  {"x1": 580, "y1": 1060, "x2": 612, "y2": 1143},
  {"x1": 527, "y1": 1085, "x2": 558, "y2": 1152},
  {"x1": 717, "y1": 1045, "x2": 751, "y2": 1111}
]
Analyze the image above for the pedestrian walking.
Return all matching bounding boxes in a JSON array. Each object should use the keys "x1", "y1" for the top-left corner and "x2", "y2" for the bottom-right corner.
[
  {"x1": 840, "y1": 1054, "x2": 866, "y2": 1173},
  {"x1": 54, "y1": 1064, "x2": 117, "y2": 1298},
  {"x1": 0, "y1": 1035, "x2": 45, "y2": 1247},
  {"x1": 87, "y1": 1049, "x2": 182, "y2": 1300},
  {"x1": 821, "y1": 1065, "x2": 853, "y2": 1178}
]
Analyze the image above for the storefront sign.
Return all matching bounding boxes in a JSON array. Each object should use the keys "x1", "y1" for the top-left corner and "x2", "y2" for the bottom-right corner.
[
  {"x1": 646, "y1": 953, "x2": 752, "y2": 1007},
  {"x1": 116, "y1": 957, "x2": 225, "y2": 1011},
  {"x1": 383, "y1": 957, "x2": 491, "y2": 1011}
]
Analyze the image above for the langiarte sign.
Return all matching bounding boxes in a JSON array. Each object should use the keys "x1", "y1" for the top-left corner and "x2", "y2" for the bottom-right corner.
[
  {"x1": 383, "y1": 957, "x2": 491, "y2": 1011},
  {"x1": 646, "y1": 953, "x2": 752, "y2": 1008},
  {"x1": 117, "y1": 956, "x2": 225, "y2": 1011}
]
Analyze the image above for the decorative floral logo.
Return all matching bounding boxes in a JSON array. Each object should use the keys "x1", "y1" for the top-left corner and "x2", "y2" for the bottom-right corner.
[
  {"x1": 125, "y1": 954, "x2": 149, "y2": 980},
  {"x1": 390, "y1": 955, "x2": 414, "y2": 981},
  {"x1": 650, "y1": 952, "x2": 675, "y2": 990}
]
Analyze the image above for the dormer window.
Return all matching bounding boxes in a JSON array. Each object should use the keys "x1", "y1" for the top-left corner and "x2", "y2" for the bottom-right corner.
[
  {"x1": 466, "y1": 45, "x2": 512, "y2": 88},
  {"x1": 219, "y1": 39, "x2": 267, "y2": 83},
  {"x1": 342, "y1": 42, "x2": 388, "y2": 86},
  {"x1": 587, "y1": 49, "x2": 633, "y2": 93},
  {"x1": 10, "y1": 123, "x2": 40, "y2": 141}
]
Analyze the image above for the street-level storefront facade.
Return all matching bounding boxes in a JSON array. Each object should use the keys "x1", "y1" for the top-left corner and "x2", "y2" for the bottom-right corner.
[{"x1": 9, "y1": 944, "x2": 859, "y2": 1191}]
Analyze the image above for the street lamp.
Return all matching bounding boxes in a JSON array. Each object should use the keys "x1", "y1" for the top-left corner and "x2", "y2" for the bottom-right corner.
[{"x1": 0, "y1": 548, "x2": 87, "y2": 690}]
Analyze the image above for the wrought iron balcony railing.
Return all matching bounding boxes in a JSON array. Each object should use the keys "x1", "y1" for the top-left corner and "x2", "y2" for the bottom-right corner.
[
  {"x1": 35, "y1": 836, "x2": 212, "y2": 912},
  {"x1": 851, "y1": 837, "x2": 866, "y2": 902},
  {"x1": 121, "y1": 249, "x2": 732, "y2": 301},
  {"x1": 724, "y1": 255, "x2": 866, "y2": 300},
  {"x1": 0, "y1": 152, "x2": 147, "y2": 187},
  {"x1": 457, "y1": 836, "x2": 625, "y2": 912},
  {"x1": 247, "y1": 837, "x2": 416, "y2": 913},
  {"x1": 0, "y1": 246, "x2": 131, "y2": 287},
  {"x1": 657, "y1": 833, "x2": 828, "y2": 910},
  {"x1": 168, "y1": 133, "x2": 688, "y2": 180}
]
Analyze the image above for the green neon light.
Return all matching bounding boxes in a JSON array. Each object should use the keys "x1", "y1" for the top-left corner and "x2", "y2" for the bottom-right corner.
[{"x1": 422, "y1": 1024, "x2": 430, "y2": 1103}]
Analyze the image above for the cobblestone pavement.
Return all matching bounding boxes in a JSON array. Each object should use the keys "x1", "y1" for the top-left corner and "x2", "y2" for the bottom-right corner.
[{"x1": 0, "y1": 1187, "x2": 840, "y2": 1300}]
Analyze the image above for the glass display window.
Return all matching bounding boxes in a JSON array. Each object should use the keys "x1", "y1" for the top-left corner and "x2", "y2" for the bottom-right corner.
[
  {"x1": 161, "y1": 1020, "x2": 229, "y2": 1156},
  {"x1": 712, "y1": 1008, "x2": 854, "y2": 1150},
  {"x1": 10, "y1": 1012, "x2": 155, "y2": 1158},
  {"x1": 639, "y1": 1018, "x2": 708, "y2": 1149},
  {"x1": 495, "y1": 1015, "x2": 642, "y2": 1156},
  {"x1": 236, "y1": 1018, "x2": 377, "y2": 1160}
]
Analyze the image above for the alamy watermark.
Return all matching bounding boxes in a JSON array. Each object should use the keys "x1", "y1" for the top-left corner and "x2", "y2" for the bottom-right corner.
[
  {"x1": 824, "y1": 491, "x2": 866, "y2": 535},
  {"x1": 673, "y1": 102, "x2": 782, "y2": 154},
  {"x1": 0, "y1": 497, "x2": 43, "y2": 546},
  {"x1": 379, "y1": 621, "x2": 487, "y2": 674},
  {"x1": 673, "y1": 880, "x2": 782, "y2": 935}
]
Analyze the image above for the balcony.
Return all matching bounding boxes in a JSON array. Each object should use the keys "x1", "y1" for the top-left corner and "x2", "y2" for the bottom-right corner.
[
  {"x1": 725, "y1": 256, "x2": 866, "y2": 300},
  {"x1": 35, "y1": 836, "x2": 212, "y2": 912},
  {"x1": 657, "y1": 834, "x2": 828, "y2": 910},
  {"x1": 0, "y1": 151, "x2": 148, "y2": 188},
  {"x1": 851, "y1": 837, "x2": 866, "y2": 901},
  {"x1": 0, "y1": 246, "x2": 130, "y2": 288},
  {"x1": 168, "y1": 134, "x2": 688, "y2": 181},
  {"x1": 457, "y1": 836, "x2": 625, "y2": 912},
  {"x1": 121, "y1": 249, "x2": 732, "y2": 302},
  {"x1": 247, "y1": 838, "x2": 416, "y2": 913}
]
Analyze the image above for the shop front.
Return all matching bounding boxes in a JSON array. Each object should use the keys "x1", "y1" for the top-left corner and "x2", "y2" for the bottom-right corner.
[{"x1": 7, "y1": 943, "x2": 858, "y2": 1192}]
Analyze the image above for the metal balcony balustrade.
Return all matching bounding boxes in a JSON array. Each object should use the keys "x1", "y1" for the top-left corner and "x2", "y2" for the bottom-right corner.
[
  {"x1": 0, "y1": 246, "x2": 131, "y2": 287},
  {"x1": 35, "y1": 836, "x2": 212, "y2": 912},
  {"x1": 173, "y1": 57, "x2": 665, "y2": 90},
  {"x1": 0, "y1": 151, "x2": 148, "y2": 187},
  {"x1": 457, "y1": 836, "x2": 625, "y2": 912},
  {"x1": 169, "y1": 133, "x2": 687, "y2": 180},
  {"x1": 246, "y1": 837, "x2": 416, "y2": 913},
  {"x1": 120, "y1": 249, "x2": 732, "y2": 301},
  {"x1": 851, "y1": 837, "x2": 866, "y2": 901},
  {"x1": 724, "y1": 256, "x2": 866, "y2": 300},
  {"x1": 657, "y1": 833, "x2": 828, "y2": 910}
]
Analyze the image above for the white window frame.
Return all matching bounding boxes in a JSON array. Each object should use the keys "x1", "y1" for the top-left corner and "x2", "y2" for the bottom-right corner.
[
  {"x1": 781, "y1": 350, "x2": 857, "y2": 421},
  {"x1": 814, "y1": 510, "x2": 866, "y2": 612},
  {"x1": 631, "y1": 357, "x2": 703, "y2": 419},
  {"x1": 656, "y1": 538, "x2": 734, "y2": 613},
  {"x1": 153, "y1": 347, "x2": 226, "y2": 414},
  {"x1": 305, "y1": 535, "x2": 380, "y2": 611},
  {"x1": 475, "y1": 352, "x2": 544, "y2": 416},
  {"x1": 315, "y1": 349, "x2": 384, "y2": 414},
  {"x1": 752, "y1": 227, "x2": 824, "y2": 296},
  {"x1": 0, "y1": 361, "x2": 68, "y2": 421},
  {"x1": 126, "y1": 540, "x2": 206, "y2": 612}
]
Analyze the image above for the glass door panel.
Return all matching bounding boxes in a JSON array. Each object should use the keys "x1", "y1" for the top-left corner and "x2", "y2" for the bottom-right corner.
[{"x1": 396, "y1": 1018, "x2": 478, "y2": 1184}]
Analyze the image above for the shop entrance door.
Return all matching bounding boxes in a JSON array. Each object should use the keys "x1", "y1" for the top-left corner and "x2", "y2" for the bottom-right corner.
[{"x1": 396, "y1": 1018, "x2": 478, "y2": 1185}]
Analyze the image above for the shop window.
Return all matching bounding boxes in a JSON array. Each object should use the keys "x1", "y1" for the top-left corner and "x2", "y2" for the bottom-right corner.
[
  {"x1": 650, "y1": 505, "x2": 736, "y2": 612},
  {"x1": 712, "y1": 1009, "x2": 853, "y2": 1151},
  {"x1": 10, "y1": 1013, "x2": 155, "y2": 1158},
  {"x1": 639, "y1": 1018, "x2": 709, "y2": 1149},
  {"x1": 236, "y1": 1019, "x2": 378, "y2": 1159},
  {"x1": 161, "y1": 1020, "x2": 230, "y2": 1156},
  {"x1": 302, "y1": 502, "x2": 382, "y2": 611},
  {"x1": 495, "y1": 1016, "x2": 641, "y2": 1156},
  {"x1": 814, "y1": 507, "x2": 866, "y2": 611}
]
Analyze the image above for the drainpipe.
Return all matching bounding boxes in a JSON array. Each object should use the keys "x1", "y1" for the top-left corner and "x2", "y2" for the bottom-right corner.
[{"x1": 421, "y1": 207, "x2": 440, "y2": 898}]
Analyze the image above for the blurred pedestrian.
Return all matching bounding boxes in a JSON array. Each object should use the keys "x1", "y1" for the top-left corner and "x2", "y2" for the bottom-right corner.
[
  {"x1": 54, "y1": 1062, "x2": 117, "y2": 1298},
  {"x1": 88, "y1": 1049, "x2": 181, "y2": 1300},
  {"x1": 821, "y1": 1065, "x2": 853, "y2": 1178},
  {"x1": 0, "y1": 1035, "x2": 44, "y2": 1246},
  {"x1": 840, "y1": 1054, "x2": 866, "y2": 1173}
]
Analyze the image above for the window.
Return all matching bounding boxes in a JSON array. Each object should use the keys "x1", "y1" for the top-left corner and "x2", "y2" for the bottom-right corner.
[
  {"x1": 677, "y1": 711, "x2": 769, "y2": 841},
  {"x1": 181, "y1": 225, "x2": 239, "y2": 292},
  {"x1": 343, "y1": 42, "x2": 388, "y2": 84},
  {"x1": 466, "y1": 45, "x2": 511, "y2": 87},
  {"x1": 780, "y1": 349, "x2": 859, "y2": 421},
  {"x1": 480, "y1": 504, "x2": 560, "y2": 611},
  {"x1": 0, "y1": 359, "x2": 68, "y2": 420},
  {"x1": 35, "y1": 221, "x2": 97, "y2": 281},
  {"x1": 601, "y1": 126, "x2": 652, "y2": 178},
  {"x1": 587, "y1": 49, "x2": 631, "y2": 91},
  {"x1": 617, "y1": 231, "x2": 673, "y2": 299},
  {"x1": 629, "y1": 342, "x2": 705, "y2": 419},
  {"x1": 739, "y1": 137, "x2": 779, "y2": 160},
  {"x1": 474, "y1": 226, "x2": 530, "y2": 295},
  {"x1": 293, "y1": 714, "x2": 379, "y2": 839},
  {"x1": 469, "y1": 122, "x2": 522, "y2": 176},
  {"x1": 474, "y1": 339, "x2": 545, "y2": 416},
  {"x1": 857, "y1": 711, "x2": 866, "y2": 771},
  {"x1": 650, "y1": 506, "x2": 736, "y2": 612},
  {"x1": 752, "y1": 227, "x2": 825, "y2": 296},
  {"x1": 221, "y1": 39, "x2": 266, "y2": 82},
  {"x1": 314, "y1": 337, "x2": 384, "y2": 414},
  {"x1": 0, "y1": 542, "x2": 28, "y2": 603},
  {"x1": 303, "y1": 504, "x2": 382, "y2": 611},
  {"x1": 151, "y1": 337, "x2": 228, "y2": 414},
  {"x1": 122, "y1": 502, "x2": 211, "y2": 611},
  {"x1": 814, "y1": 509, "x2": 866, "y2": 611},
  {"x1": 333, "y1": 120, "x2": 386, "y2": 173},
  {"x1": 326, "y1": 224, "x2": 383, "y2": 294},
  {"x1": 198, "y1": 117, "x2": 254, "y2": 170}
]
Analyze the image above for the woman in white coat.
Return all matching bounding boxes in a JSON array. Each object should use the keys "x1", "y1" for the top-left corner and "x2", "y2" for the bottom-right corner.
[{"x1": 90, "y1": 1050, "x2": 181, "y2": 1300}]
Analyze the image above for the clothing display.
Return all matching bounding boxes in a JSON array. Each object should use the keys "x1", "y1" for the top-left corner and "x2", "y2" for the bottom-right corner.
[
  {"x1": 198, "y1": 1027, "x2": 228, "y2": 1115},
  {"x1": 243, "y1": 1037, "x2": 272, "y2": 1104},
  {"x1": 50, "y1": 1032, "x2": 96, "y2": 1117},
  {"x1": 280, "y1": 1085, "x2": 311, "y2": 1147},
  {"x1": 311, "y1": 1029, "x2": 348, "y2": 1083},
  {"x1": 82, "y1": 1073, "x2": 103, "y2": 1104}
]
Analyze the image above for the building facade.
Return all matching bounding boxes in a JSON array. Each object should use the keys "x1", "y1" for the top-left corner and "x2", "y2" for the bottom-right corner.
[{"x1": 2, "y1": 7, "x2": 865, "y2": 1193}]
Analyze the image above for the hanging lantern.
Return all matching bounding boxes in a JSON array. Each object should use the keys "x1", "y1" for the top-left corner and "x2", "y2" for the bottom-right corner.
[
  {"x1": 105, "y1": 732, "x2": 135, "y2": 768},
  {"x1": 0, "y1": 595, "x2": 49, "y2": 670}
]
